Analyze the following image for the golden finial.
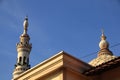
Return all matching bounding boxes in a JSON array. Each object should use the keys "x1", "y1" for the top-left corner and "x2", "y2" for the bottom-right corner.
[{"x1": 101, "y1": 29, "x2": 106, "y2": 40}]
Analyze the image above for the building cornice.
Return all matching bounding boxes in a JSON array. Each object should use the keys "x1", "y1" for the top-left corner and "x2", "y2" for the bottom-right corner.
[{"x1": 14, "y1": 51, "x2": 92, "y2": 80}]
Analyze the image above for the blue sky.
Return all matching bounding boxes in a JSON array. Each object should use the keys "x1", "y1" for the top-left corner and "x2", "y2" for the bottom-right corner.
[{"x1": 0, "y1": 0, "x2": 120, "y2": 79}]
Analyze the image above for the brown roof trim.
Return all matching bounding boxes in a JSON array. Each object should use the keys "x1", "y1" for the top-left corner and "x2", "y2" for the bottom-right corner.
[{"x1": 83, "y1": 56, "x2": 120, "y2": 76}]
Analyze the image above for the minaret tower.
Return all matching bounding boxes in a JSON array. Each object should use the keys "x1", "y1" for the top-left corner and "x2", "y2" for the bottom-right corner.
[{"x1": 13, "y1": 16, "x2": 32, "y2": 79}]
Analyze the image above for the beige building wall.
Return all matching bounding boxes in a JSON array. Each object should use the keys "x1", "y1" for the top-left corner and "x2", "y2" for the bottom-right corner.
[
  {"x1": 65, "y1": 69, "x2": 89, "y2": 80},
  {"x1": 38, "y1": 69, "x2": 63, "y2": 80},
  {"x1": 37, "y1": 67, "x2": 89, "y2": 80}
]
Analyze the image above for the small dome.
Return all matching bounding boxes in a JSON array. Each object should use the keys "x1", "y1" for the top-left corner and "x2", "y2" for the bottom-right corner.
[{"x1": 99, "y1": 40, "x2": 109, "y2": 49}]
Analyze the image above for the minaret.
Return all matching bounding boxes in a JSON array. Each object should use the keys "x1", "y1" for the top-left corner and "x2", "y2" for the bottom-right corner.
[{"x1": 13, "y1": 16, "x2": 32, "y2": 79}]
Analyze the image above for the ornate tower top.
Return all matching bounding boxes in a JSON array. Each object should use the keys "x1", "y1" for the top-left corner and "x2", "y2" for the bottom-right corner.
[
  {"x1": 99, "y1": 29, "x2": 109, "y2": 50},
  {"x1": 98, "y1": 30, "x2": 113, "y2": 56},
  {"x1": 13, "y1": 16, "x2": 32, "y2": 79}
]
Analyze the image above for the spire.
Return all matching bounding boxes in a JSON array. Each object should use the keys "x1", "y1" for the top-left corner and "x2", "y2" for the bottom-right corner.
[
  {"x1": 23, "y1": 16, "x2": 29, "y2": 34},
  {"x1": 101, "y1": 29, "x2": 106, "y2": 40}
]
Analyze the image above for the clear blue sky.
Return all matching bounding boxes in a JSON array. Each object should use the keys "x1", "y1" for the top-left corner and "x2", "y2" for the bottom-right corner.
[{"x1": 0, "y1": 0, "x2": 120, "y2": 79}]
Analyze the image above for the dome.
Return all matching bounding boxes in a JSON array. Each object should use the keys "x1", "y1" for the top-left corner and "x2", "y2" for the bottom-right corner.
[
  {"x1": 89, "y1": 31, "x2": 117, "y2": 67},
  {"x1": 99, "y1": 40, "x2": 109, "y2": 49},
  {"x1": 89, "y1": 54, "x2": 116, "y2": 66}
]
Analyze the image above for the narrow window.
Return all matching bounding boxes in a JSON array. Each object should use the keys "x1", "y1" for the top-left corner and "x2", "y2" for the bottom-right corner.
[
  {"x1": 27, "y1": 58, "x2": 29, "y2": 65},
  {"x1": 19, "y1": 57, "x2": 22, "y2": 64},
  {"x1": 23, "y1": 56, "x2": 26, "y2": 64}
]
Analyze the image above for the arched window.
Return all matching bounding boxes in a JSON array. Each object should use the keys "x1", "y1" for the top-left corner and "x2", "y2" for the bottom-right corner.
[
  {"x1": 23, "y1": 56, "x2": 26, "y2": 64},
  {"x1": 26, "y1": 42, "x2": 28, "y2": 44},
  {"x1": 19, "y1": 57, "x2": 22, "y2": 64},
  {"x1": 27, "y1": 58, "x2": 29, "y2": 65}
]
